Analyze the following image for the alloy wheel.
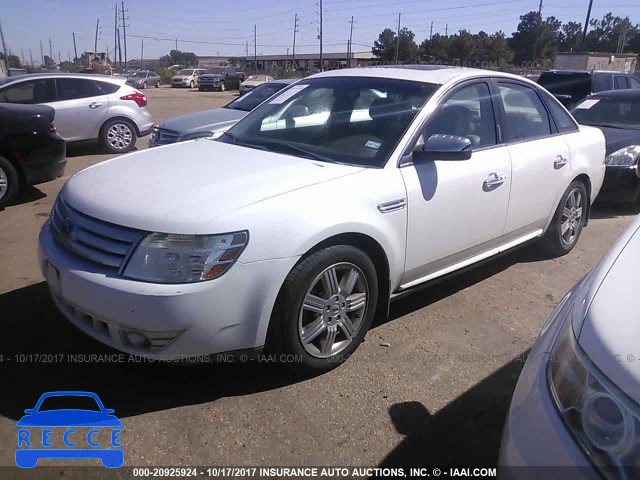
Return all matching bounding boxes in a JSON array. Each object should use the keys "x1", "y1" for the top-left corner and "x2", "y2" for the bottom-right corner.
[
  {"x1": 0, "y1": 167, "x2": 7, "y2": 200},
  {"x1": 298, "y1": 262, "x2": 369, "y2": 358},
  {"x1": 561, "y1": 188, "x2": 583, "y2": 246},
  {"x1": 106, "y1": 123, "x2": 133, "y2": 150}
]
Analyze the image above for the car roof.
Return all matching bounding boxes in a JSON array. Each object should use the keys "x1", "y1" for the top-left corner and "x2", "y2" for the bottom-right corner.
[
  {"x1": 310, "y1": 65, "x2": 537, "y2": 86},
  {"x1": 0, "y1": 72, "x2": 125, "y2": 87},
  {"x1": 589, "y1": 89, "x2": 640, "y2": 99}
]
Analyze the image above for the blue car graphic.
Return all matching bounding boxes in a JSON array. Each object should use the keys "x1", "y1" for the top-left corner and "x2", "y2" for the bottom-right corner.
[{"x1": 16, "y1": 391, "x2": 123, "y2": 468}]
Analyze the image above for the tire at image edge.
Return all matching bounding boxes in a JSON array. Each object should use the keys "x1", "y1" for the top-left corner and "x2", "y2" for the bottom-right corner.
[{"x1": 0, "y1": 156, "x2": 20, "y2": 209}]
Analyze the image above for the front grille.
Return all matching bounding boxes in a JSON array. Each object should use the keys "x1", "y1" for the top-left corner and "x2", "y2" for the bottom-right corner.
[
  {"x1": 152, "y1": 127, "x2": 180, "y2": 145},
  {"x1": 50, "y1": 199, "x2": 144, "y2": 270},
  {"x1": 199, "y1": 77, "x2": 220, "y2": 84}
]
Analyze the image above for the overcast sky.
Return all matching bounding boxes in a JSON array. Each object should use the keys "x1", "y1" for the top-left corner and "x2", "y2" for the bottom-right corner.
[{"x1": 3, "y1": 0, "x2": 640, "y2": 63}]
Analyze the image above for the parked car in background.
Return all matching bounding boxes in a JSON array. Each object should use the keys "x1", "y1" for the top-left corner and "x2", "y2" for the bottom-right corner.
[
  {"x1": 198, "y1": 67, "x2": 244, "y2": 91},
  {"x1": 0, "y1": 102, "x2": 66, "y2": 208},
  {"x1": 7, "y1": 68, "x2": 28, "y2": 77},
  {"x1": 0, "y1": 73, "x2": 153, "y2": 153},
  {"x1": 239, "y1": 74, "x2": 274, "y2": 95},
  {"x1": 39, "y1": 67, "x2": 605, "y2": 373},
  {"x1": 538, "y1": 69, "x2": 640, "y2": 109},
  {"x1": 170, "y1": 68, "x2": 208, "y2": 88},
  {"x1": 500, "y1": 213, "x2": 640, "y2": 479},
  {"x1": 126, "y1": 70, "x2": 161, "y2": 89},
  {"x1": 149, "y1": 78, "x2": 297, "y2": 147},
  {"x1": 572, "y1": 89, "x2": 640, "y2": 206}
]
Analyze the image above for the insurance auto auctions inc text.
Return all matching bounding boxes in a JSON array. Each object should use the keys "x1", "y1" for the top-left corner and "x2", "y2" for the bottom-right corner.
[{"x1": 194, "y1": 467, "x2": 497, "y2": 478}]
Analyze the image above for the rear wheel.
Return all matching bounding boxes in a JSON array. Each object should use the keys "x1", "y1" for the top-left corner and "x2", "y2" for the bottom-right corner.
[
  {"x1": 155, "y1": 81, "x2": 160, "y2": 88},
  {"x1": 190, "y1": 80, "x2": 195, "y2": 88},
  {"x1": 100, "y1": 118, "x2": 138, "y2": 153},
  {"x1": 268, "y1": 245, "x2": 378, "y2": 373},
  {"x1": 141, "y1": 81, "x2": 147, "y2": 89},
  {"x1": 0, "y1": 156, "x2": 19, "y2": 209},
  {"x1": 220, "y1": 82, "x2": 226, "y2": 92},
  {"x1": 542, "y1": 180, "x2": 588, "y2": 256}
]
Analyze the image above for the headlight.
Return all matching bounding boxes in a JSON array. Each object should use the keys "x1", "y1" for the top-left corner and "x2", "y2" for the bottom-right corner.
[
  {"x1": 605, "y1": 146, "x2": 640, "y2": 167},
  {"x1": 548, "y1": 301, "x2": 640, "y2": 478},
  {"x1": 182, "y1": 131, "x2": 213, "y2": 141},
  {"x1": 124, "y1": 231, "x2": 248, "y2": 283}
]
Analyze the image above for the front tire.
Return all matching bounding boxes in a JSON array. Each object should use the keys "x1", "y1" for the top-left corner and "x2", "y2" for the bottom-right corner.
[
  {"x1": 268, "y1": 245, "x2": 378, "y2": 373},
  {"x1": 0, "y1": 155, "x2": 19, "y2": 209},
  {"x1": 141, "y1": 81, "x2": 147, "y2": 89},
  {"x1": 220, "y1": 82, "x2": 226, "y2": 92},
  {"x1": 542, "y1": 180, "x2": 588, "y2": 256},
  {"x1": 190, "y1": 80, "x2": 195, "y2": 88},
  {"x1": 100, "y1": 118, "x2": 138, "y2": 154}
]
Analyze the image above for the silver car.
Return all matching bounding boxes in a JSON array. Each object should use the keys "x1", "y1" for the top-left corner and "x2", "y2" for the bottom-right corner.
[
  {"x1": 149, "y1": 78, "x2": 297, "y2": 147},
  {"x1": 0, "y1": 73, "x2": 154, "y2": 153},
  {"x1": 126, "y1": 70, "x2": 161, "y2": 89}
]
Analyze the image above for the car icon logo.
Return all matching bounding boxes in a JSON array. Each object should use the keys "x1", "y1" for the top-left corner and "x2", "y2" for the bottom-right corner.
[
  {"x1": 16, "y1": 391, "x2": 123, "y2": 468},
  {"x1": 60, "y1": 218, "x2": 75, "y2": 238}
]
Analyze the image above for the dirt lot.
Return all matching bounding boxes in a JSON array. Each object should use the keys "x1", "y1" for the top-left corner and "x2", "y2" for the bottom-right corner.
[{"x1": 0, "y1": 86, "x2": 637, "y2": 472}]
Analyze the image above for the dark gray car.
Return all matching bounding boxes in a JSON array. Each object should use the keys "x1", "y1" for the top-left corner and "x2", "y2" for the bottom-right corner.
[
  {"x1": 149, "y1": 78, "x2": 297, "y2": 147},
  {"x1": 126, "y1": 70, "x2": 161, "y2": 89}
]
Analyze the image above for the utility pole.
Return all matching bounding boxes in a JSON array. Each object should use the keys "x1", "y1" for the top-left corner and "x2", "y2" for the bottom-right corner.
[
  {"x1": 445, "y1": 24, "x2": 448, "y2": 36},
  {"x1": 94, "y1": 19, "x2": 100, "y2": 51},
  {"x1": 292, "y1": 13, "x2": 299, "y2": 71},
  {"x1": 140, "y1": 39, "x2": 143, "y2": 65},
  {"x1": 319, "y1": 0, "x2": 323, "y2": 71},
  {"x1": 68, "y1": 50, "x2": 71, "y2": 62},
  {"x1": 114, "y1": 4, "x2": 118, "y2": 66},
  {"x1": 29, "y1": 47, "x2": 33, "y2": 67},
  {"x1": 175, "y1": 37, "x2": 178, "y2": 50},
  {"x1": 253, "y1": 24, "x2": 257, "y2": 73},
  {"x1": 347, "y1": 16, "x2": 354, "y2": 67},
  {"x1": 49, "y1": 37, "x2": 53, "y2": 60},
  {"x1": 121, "y1": 2, "x2": 128, "y2": 71},
  {"x1": 40, "y1": 40, "x2": 44, "y2": 67},
  {"x1": 58, "y1": 52, "x2": 62, "y2": 65},
  {"x1": 430, "y1": 21, "x2": 433, "y2": 40},
  {"x1": 21, "y1": 48, "x2": 25, "y2": 66},
  {"x1": 0, "y1": 20, "x2": 7, "y2": 69},
  {"x1": 72, "y1": 32, "x2": 78, "y2": 61},
  {"x1": 394, "y1": 13, "x2": 401, "y2": 65},
  {"x1": 581, "y1": 0, "x2": 594, "y2": 52},
  {"x1": 117, "y1": 27, "x2": 122, "y2": 71},
  {"x1": 532, "y1": 0, "x2": 543, "y2": 61}
]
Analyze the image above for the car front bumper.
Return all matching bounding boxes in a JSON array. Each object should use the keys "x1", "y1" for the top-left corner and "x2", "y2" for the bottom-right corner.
[
  {"x1": 38, "y1": 221, "x2": 300, "y2": 359},
  {"x1": 498, "y1": 292, "x2": 599, "y2": 479},
  {"x1": 596, "y1": 166, "x2": 640, "y2": 204}
]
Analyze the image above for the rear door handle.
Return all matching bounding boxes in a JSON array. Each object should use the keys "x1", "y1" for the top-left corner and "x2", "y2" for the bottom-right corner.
[
  {"x1": 88, "y1": 102, "x2": 103, "y2": 109},
  {"x1": 554, "y1": 155, "x2": 568, "y2": 168},
  {"x1": 483, "y1": 173, "x2": 506, "y2": 188}
]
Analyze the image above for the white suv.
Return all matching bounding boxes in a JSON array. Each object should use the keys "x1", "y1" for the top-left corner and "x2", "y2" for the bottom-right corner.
[
  {"x1": 0, "y1": 73, "x2": 154, "y2": 153},
  {"x1": 39, "y1": 67, "x2": 606, "y2": 372}
]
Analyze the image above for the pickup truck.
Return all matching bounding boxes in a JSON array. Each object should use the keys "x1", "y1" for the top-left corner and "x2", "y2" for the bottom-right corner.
[{"x1": 198, "y1": 67, "x2": 244, "y2": 91}]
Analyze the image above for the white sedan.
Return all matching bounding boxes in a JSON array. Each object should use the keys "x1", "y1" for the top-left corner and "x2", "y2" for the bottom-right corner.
[
  {"x1": 38, "y1": 66, "x2": 606, "y2": 372},
  {"x1": 500, "y1": 214, "x2": 640, "y2": 478}
]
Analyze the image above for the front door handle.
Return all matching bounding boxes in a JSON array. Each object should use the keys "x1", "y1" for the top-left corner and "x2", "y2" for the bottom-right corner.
[
  {"x1": 554, "y1": 155, "x2": 568, "y2": 169},
  {"x1": 483, "y1": 173, "x2": 506, "y2": 188},
  {"x1": 88, "y1": 102, "x2": 103, "y2": 109}
]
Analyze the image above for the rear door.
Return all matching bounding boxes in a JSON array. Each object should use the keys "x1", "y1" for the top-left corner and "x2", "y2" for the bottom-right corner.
[
  {"x1": 50, "y1": 78, "x2": 110, "y2": 141},
  {"x1": 497, "y1": 81, "x2": 572, "y2": 236}
]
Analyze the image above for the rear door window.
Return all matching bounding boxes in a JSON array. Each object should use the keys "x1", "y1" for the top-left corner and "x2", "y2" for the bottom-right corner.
[
  {"x1": 630, "y1": 77, "x2": 640, "y2": 89},
  {"x1": 498, "y1": 82, "x2": 552, "y2": 142},
  {"x1": 96, "y1": 81, "x2": 121, "y2": 94}
]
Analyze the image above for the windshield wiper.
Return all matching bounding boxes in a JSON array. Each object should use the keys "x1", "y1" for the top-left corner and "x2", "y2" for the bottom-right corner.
[
  {"x1": 221, "y1": 132, "x2": 269, "y2": 150},
  {"x1": 258, "y1": 141, "x2": 338, "y2": 163}
]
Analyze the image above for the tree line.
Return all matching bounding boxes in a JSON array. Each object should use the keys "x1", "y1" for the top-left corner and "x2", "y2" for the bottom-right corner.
[{"x1": 372, "y1": 11, "x2": 640, "y2": 67}]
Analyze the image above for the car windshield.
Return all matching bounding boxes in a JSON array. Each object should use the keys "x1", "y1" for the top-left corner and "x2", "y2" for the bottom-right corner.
[
  {"x1": 225, "y1": 82, "x2": 290, "y2": 112},
  {"x1": 219, "y1": 76, "x2": 437, "y2": 167},
  {"x1": 177, "y1": 69, "x2": 194, "y2": 75},
  {"x1": 572, "y1": 96, "x2": 640, "y2": 130},
  {"x1": 38, "y1": 395, "x2": 102, "y2": 412},
  {"x1": 538, "y1": 72, "x2": 591, "y2": 99}
]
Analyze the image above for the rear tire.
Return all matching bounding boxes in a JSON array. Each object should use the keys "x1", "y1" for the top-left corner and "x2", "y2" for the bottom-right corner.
[
  {"x1": 267, "y1": 245, "x2": 378, "y2": 373},
  {"x1": 100, "y1": 118, "x2": 138, "y2": 154},
  {"x1": 0, "y1": 156, "x2": 19, "y2": 209},
  {"x1": 155, "y1": 81, "x2": 160, "y2": 88},
  {"x1": 190, "y1": 80, "x2": 195, "y2": 88},
  {"x1": 220, "y1": 82, "x2": 226, "y2": 92},
  {"x1": 542, "y1": 180, "x2": 588, "y2": 256},
  {"x1": 141, "y1": 81, "x2": 147, "y2": 89}
]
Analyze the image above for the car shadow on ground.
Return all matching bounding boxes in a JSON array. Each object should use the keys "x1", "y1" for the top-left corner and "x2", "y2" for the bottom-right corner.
[
  {"x1": 65, "y1": 143, "x2": 140, "y2": 158},
  {"x1": 13, "y1": 185, "x2": 46, "y2": 206},
  {"x1": 590, "y1": 202, "x2": 639, "y2": 220},
  {"x1": 0, "y1": 243, "x2": 545, "y2": 423},
  {"x1": 378, "y1": 354, "x2": 528, "y2": 467}
]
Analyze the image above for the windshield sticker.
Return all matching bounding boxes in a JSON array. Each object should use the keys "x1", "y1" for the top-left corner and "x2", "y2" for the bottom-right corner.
[
  {"x1": 269, "y1": 84, "x2": 310, "y2": 104},
  {"x1": 365, "y1": 140, "x2": 382, "y2": 149},
  {"x1": 576, "y1": 99, "x2": 600, "y2": 109}
]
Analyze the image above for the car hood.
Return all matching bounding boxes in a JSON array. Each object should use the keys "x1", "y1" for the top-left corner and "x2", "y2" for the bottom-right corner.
[
  {"x1": 172, "y1": 75, "x2": 188, "y2": 80},
  {"x1": 157, "y1": 108, "x2": 246, "y2": 135},
  {"x1": 17, "y1": 411, "x2": 123, "y2": 427},
  {"x1": 578, "y1": 221, "x2": 640, "y2": 404},
  {"x1": 126, "y1": 77, "x2": 144, "y2": 82},
  {"x1": 61, "y1": 140, "x2": 364, "y2": 233},
  {"x1": 597, "y1": 126, "x2": 640, "y2": 156},
  {"x1": 241, "y1": 80, "x2": 263, "y2": 87}
]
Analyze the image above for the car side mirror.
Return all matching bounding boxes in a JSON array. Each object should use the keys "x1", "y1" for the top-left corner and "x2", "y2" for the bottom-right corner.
[{"x1": 413, "y1": 134, "x2": 472, "y2": 162}]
